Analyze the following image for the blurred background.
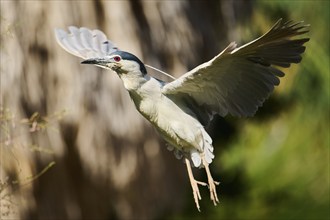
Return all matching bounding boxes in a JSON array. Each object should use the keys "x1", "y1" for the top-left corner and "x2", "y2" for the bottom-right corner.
[{"x1": 0, "y1": 0, "x2": 329, "y2": 219}]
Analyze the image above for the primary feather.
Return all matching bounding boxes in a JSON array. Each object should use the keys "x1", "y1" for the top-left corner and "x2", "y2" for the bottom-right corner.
[{"x1": 54, "y1": 26, "x2": 118, "y2": 59}]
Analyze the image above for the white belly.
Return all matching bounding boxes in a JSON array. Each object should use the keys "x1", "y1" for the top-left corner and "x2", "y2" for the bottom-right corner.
[
  {"x1": 124, "y1": 77, "x2": 214, "y2": 167},
  {"x1": 138, "y1": 94, "x2": 204, "y2": 152}
]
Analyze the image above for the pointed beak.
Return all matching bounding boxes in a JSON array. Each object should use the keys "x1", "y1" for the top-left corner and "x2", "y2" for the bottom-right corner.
[{"x1": 81, "y1": 58, "x2": 108, "y2": 65}]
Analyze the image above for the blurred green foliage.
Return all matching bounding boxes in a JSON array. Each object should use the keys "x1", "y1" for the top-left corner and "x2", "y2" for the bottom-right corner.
[{"x1": 172, "y1": 1, "x2": 329, "y2": 219}]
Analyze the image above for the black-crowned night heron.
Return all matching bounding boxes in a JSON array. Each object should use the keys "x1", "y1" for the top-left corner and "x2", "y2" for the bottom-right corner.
[{"x1": 55, "y1": 19, "x2": 309, "y2": 211}]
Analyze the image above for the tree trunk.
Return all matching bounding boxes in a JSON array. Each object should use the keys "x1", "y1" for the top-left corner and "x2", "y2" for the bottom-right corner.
[{"x1": 0, "y1": 1, "x2": 252, "y2": 219}]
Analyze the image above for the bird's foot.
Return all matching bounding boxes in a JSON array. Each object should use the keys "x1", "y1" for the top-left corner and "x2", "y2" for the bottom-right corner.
[
  {"x1": 207, "y1": 179, "x2": 220, "y2": 206},
  {"x1": 202, "y1": 156, "x2": 220, "y2": 206},
  {"x1": 185, "y1": 158, "x2": 208, "y2": 211},
  {"x1": 190, "y1": 179, "x2": 208, "y2": 211}
]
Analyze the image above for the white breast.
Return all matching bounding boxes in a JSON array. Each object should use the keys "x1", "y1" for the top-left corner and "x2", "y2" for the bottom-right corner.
[{"x1": 129, "y1": 77, "x2": 214, "y2": 167}]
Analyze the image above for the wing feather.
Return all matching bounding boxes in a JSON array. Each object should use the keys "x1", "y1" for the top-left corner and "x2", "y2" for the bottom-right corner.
[
  {"x1": 54, "y1": 26, "x2": 118, "y2": 59},
  {"x1": 162, "y1": 19, "x2": 309, "y2": 120}
]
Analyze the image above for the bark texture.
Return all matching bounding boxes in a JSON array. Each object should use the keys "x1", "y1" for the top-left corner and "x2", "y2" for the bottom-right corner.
[{"x1": 0, "y1": 1, "x2": 251, "y2": 219}]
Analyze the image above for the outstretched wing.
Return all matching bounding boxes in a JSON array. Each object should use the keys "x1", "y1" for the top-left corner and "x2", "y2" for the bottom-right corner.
[
  {"x1": 55, "y1": 26, "x2": 175, "y2": 82},
  {"x1": 162, "y1": 19, "x2": 309, "y2": 118},
  {"x1": 54, "y1": 26, "x2": 118, "y2": 59}
]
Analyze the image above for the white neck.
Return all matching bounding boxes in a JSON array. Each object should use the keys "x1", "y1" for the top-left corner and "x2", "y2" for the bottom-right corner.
[{"x1": 119, "y1": 72, "x2": 149, "y2": 91}]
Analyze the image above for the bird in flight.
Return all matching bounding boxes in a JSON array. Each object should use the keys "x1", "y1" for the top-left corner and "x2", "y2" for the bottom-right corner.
[{"x1": 55, "y1": 19, "x2": 309, "y2": 211}]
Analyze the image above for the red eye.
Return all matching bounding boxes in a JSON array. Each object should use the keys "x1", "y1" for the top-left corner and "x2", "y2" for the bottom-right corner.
[{"x1": 113, "y1": 56, "x2": 121, "y2": 62}]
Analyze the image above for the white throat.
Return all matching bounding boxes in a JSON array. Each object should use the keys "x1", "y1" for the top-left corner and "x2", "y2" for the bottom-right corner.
[{"x1": 119, "y1": 72, "x2": 149, "y2": 91}]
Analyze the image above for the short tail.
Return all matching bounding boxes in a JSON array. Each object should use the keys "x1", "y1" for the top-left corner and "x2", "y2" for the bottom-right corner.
[{"x1": 191, "y1": 130, "x2": 214, "y2": 167}]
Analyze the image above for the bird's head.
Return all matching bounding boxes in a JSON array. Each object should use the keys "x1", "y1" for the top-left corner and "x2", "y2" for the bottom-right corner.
[{"x1": 81, "y1": 51, "x2": 147, "y2": 77}]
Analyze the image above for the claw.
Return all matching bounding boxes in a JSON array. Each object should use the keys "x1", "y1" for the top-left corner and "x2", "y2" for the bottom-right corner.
[
  {"x1": 191, "y1": 178, "x2": 207, "y2": 210},
  {"x1": 185, "y1": 158, "x2": 207, "y2": 211},
  {"x1": 202, "y1": 157, "x2": 220, "y2": 206},
  {"x1": 208, "y1": 180, "x2": 219, "y2": 206}
]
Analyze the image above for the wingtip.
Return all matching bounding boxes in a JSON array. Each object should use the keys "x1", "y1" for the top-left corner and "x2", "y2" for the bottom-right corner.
[{"x1": 54, "y1": 28, "x2": 65, "y2": 43}]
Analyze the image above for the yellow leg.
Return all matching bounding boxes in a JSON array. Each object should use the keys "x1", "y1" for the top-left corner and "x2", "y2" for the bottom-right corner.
[
  {"x1": 202, "y1": 156, "x2": 220, "y2": 206},
  {"x1": 185, "y1": 158, "x2": 207, "y2": 211}
]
